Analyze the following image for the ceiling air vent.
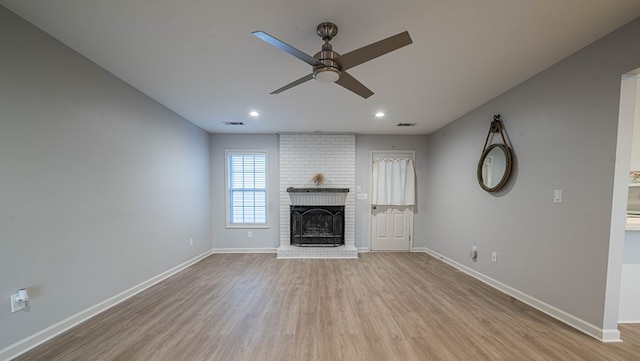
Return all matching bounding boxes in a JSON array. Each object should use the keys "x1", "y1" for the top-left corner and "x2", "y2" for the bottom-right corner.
[
  {"x1": 397, "y1": 123, "x2": 416, "y2": 127},
  {"x1": 223, "y1": 121, "x2": 244, "y2": 126}
]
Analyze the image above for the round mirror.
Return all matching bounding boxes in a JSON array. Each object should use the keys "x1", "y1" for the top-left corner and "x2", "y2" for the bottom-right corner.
[{"x1": 477, "y1": 144, "x2": 512, "y2": 192}]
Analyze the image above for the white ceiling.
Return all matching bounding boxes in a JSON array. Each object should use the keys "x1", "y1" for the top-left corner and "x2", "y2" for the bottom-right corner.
[{"x1": 3, "y1": 1, "x2": 640, "y2": 134}]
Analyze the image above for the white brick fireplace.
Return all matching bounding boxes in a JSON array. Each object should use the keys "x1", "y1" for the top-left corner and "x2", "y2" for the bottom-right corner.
[{"x1": 278, "y1": 134, "x2": 358, "y2": 258}]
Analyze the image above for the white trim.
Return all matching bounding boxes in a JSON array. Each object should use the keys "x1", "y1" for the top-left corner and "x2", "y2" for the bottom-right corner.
[
  {"x1": 602, "y1": 329, "x2": 623, "y2": 342},
  {"x1": 212, "y1": 248, "x2": 277, "y2": 254},
  {"x1": 357, "y1": 247, "x2": 370, "y2": 252},
  {"x1": 0, "y1": 250, "x2": 213, "y2": 361},
  {"x1": 224, "y1": 225, "x2": 270, "y2": 229},
  {"x1": 424, "y1": 247, "x2": 621, "y2": 342},
  {"x1": 411, "y1": 247, "x2": 428, "y2": 253},
  {"x1": 619, "y1": 320, "x2": 640, "y2": 324},
  {"x1": 607, "y1": 73, "x2": 640, "y2": 329}
]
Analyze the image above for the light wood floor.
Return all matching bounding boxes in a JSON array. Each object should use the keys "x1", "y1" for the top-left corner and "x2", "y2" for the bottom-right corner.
[{"x1": 15, "y1": 253, "x2": 640, "y2": 361}]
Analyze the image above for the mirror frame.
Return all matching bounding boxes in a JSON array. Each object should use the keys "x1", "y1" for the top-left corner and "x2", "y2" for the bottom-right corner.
[{"x1": 477, "y1": 143, "x2": 512, "y2": 192}]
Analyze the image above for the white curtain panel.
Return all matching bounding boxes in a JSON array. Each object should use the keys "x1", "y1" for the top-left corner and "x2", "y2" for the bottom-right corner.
[{"x1": 371, "y1": 158, "x2": 416, "y2": 205}]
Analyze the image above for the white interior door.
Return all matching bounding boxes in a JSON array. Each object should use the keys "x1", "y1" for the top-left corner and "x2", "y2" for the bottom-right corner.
[
  {"x1": 371, "y1": 205, "x2": 413, "y2": 251},
  {"x1": 370, "y1": 150, "x2": 415, "y2": 251}
]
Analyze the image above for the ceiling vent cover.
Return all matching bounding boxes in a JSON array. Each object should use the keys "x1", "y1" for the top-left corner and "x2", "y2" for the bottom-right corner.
[
  {"x1": 224, "y1": 121, "x2": 245, "y2": 126},
  {"x1": 397, "y1": 123, "x2": 416, "y2": 127}
]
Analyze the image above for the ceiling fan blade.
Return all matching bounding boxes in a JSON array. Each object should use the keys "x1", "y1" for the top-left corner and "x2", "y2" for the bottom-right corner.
[
  {"x1": 338, "y1": 31, "x2": 412, "y2": 71},
  {"x1": 335, "y1": 72, "x2": 374, "y2": 99},
  {"x1": 252, "y1": 31, "x2": 321, "y2": 66},
  {"x1": 270, "y1": 73, "x2": 314, "y2": 94}
]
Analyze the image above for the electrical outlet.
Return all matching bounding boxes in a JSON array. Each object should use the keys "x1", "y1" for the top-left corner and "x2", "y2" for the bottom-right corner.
[
  {"x1": 491, "y1": 251, "x2": 498, "y2": 263},
  {"x1": 248, "y1": 231, "x2": 253, "y2": 238},
  {"x1": 189, "y1": 238, "x2": 193, "y2": 247},
  {"x1": 10, "y1": 293, "x2": 26, "y2": 313}
]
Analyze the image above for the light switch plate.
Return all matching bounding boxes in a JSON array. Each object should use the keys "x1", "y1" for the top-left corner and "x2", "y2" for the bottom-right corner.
[{"x1": 554, "y1": 190, "x2": 563, "y2": 203}]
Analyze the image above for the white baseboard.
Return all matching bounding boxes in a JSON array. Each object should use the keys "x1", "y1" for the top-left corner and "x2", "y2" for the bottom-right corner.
[
  {"x1": 357, "y1": 247, "x2": 370, "y2": 252},
  {"x1": 423, "y1": 248, "x2": 621, "y2": 342},
  {"x1": 0, "y1": 250, "x2": 213, "y2": 361},
  {"x1": 212, "y1": 248, "x2": 277, "y2": 254},
  {"x1": 411, "y1": 247, "x2": 428, "y2": 253}
]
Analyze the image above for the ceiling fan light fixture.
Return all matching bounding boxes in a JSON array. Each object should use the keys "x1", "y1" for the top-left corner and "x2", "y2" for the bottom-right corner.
[{"x1": 314, "y1": 68, "x2": 340, "y2": 83}]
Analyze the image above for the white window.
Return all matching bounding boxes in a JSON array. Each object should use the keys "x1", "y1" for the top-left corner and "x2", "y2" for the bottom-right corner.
[{"x1": 225, "y1": 150, "x2": 268, "y2": 227}]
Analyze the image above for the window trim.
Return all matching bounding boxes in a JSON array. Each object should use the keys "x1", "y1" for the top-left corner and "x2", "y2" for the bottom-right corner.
[{"x1": 225, "y1": 149, "x2": 269, "y2": 229}]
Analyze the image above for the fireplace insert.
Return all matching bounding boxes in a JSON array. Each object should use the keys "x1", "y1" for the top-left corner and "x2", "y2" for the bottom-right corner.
[{"x1": 290, "y1": 205, "x2": 345, "y2": 247}]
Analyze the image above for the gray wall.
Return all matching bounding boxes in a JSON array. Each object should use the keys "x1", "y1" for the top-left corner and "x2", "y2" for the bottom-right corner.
[
  {"x1": 425, "y1": 18, "x2": 640, "y2": 330},
  {"x1": 0, "y1": 6, "x2": 211, "y2": 350},
  {"x1": 209, "y1": 134, "x2": 280, "y2": 250},
  {"x1": 355, "y1": 135, "x2": 429, "y2": 249}
]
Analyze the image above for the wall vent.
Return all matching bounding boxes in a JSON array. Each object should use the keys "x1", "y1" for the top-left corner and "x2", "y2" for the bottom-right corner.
[
  {"x1": 397, "y1": 123, "x2": 417, "y2": 127},
  {"x1": 223, "y1": 121, "x2": 244, "y2": 126}
]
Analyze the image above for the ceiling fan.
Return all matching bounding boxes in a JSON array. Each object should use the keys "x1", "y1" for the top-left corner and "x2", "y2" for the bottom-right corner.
[{"x1": 252, "y1": 22, "x2": 412, "y2": 99}]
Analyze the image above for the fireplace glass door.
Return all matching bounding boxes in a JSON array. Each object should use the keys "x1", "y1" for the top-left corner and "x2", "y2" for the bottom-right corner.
[{"x1": 290, "y1": 206, "x2": 345, "y2": 247}]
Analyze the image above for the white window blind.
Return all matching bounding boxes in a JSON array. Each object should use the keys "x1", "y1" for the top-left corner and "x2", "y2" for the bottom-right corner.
[{"x1": 227, "y1": 151, "x2": 267, "y2": 225}]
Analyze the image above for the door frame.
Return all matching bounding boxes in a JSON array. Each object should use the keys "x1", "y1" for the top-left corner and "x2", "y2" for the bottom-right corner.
[{"x1": 369, "y1": 150, "x2": 416, "y2": 251}]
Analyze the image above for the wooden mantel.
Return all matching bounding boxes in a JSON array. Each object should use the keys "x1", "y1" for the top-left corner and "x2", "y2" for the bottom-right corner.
[{"x1": 286, "y1": 187, "x2": 349, "y2": 193}]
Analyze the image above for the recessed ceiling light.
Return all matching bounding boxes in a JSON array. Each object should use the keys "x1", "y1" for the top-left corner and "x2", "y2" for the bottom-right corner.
[
  {"x1": 249, "y1": 111, "x2": 260, "y2": 117},
  {"x1": 375, "y1": 112, "x2": 385, "y2": 118}
]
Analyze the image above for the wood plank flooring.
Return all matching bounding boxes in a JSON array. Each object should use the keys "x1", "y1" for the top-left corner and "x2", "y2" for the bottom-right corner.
[{"x1": 14, "y1": 253, "x2": 640, "y2": 361}]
